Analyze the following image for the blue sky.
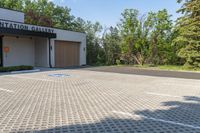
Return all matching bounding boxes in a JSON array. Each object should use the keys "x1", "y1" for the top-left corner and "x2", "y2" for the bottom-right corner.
[{"x1": 51, "y1": 0, "x2": 181, "y2": 27}]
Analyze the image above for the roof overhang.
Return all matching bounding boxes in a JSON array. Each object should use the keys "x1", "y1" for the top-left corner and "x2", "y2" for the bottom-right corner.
[
  {"x1": 0, "y1": 27, "x2": 57, "y2": 38},
  {"x1": 0, "y1": 19, "x2": 57, "y2": 38}
]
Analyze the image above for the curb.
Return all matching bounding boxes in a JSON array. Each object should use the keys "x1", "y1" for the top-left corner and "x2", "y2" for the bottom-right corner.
[{"x1": 11, "y1": 69, "x2": 40, "y2": 74}]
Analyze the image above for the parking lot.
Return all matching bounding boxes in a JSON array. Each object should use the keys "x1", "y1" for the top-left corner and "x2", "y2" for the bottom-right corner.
[{"x1": 0, "y1": 68, "x2": 200, "y2": 133}]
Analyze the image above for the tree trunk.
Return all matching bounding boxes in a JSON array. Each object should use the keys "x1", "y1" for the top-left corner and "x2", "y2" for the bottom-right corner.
[{"x1": 152, "y1": 34, "x2": 158, "y2": 64}]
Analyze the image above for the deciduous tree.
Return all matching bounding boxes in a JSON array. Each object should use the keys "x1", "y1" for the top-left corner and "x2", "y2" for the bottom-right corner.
[
  {"x1": 103, "y1": 27, "x2": 121, "y2": 65},
  {"x1": 118, "y1": 9, "x2": 140, "y2": 64}
]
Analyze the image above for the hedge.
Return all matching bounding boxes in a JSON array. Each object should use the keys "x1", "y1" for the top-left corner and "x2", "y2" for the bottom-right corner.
[{"x1": 0, "y1": 65, "x2": 33, "y2": 72}]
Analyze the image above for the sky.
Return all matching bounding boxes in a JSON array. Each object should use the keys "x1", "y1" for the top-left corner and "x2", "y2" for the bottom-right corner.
[{"x1": 51, "y1": 0, "x2": 182, "y2": 27}]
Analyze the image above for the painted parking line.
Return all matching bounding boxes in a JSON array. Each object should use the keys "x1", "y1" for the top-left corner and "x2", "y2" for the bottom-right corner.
[
  {"x1": 112, "y1": 111, "x2": 200, "y2": 130},
  {"x1": 7, "y1": 75, "x2": 60, "y2": 82},
  {"x1": 145, "y1": 92, "x2": 182, "y2": 98},
  {"x1": 0, "y1": 88, "x2": 14, "y2": 93}
]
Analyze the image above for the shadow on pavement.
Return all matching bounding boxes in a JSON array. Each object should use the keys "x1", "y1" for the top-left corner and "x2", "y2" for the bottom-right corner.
[{"x1": 18, "y1": 96, "x2": 200, "y2": 133}]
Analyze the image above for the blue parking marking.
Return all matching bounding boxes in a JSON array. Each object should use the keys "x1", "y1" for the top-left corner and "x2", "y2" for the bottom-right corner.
[{"x1": 48, "y1": 74, "x2": 70, "y2": 77}]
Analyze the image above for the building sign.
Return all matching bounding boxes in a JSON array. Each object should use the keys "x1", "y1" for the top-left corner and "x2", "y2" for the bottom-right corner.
[{"x1": 0, "y1": 20, "x2": 54, "y2": 33}]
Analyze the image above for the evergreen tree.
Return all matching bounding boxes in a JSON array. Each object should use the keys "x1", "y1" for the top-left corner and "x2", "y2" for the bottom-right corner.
[{"x1": 174, "y1": 0, "x2": 200, "y2": 67}]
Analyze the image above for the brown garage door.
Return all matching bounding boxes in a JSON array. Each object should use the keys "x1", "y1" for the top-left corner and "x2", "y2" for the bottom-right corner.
[{"x1": 55, "y1": 41, "x2": 80, "y2": 68}]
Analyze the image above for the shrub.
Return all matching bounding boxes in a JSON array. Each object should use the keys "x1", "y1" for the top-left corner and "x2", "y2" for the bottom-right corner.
[
  {"x1": 0, "y1": 66, "x2": 33, "y2": 72},
  {"x1": 116, "y1": 59, "x2": 121, "y2": 66}
]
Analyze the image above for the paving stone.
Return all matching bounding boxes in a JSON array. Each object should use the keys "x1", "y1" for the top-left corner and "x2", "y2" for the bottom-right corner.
[{"x1": 0, "y1": 69, "x2": 199, "y2": 133}]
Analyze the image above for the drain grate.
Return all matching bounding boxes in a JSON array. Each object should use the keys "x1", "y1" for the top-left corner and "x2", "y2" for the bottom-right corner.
[{"x1": 48, "y1": 74, "x2": 70, "y2": 78}]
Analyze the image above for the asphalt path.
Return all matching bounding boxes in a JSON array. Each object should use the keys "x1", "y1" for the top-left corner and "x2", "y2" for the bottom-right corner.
[{"x1": 83, "y1": 66, "x2": 200, "y2": 80}]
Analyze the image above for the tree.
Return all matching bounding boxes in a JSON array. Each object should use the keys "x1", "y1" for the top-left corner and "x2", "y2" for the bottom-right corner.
[
  {"x1": 23, "y1": 0, "x2": 54, "y2": 27},
  {"x1": 118, "y1": 9, "x2": 173, "y2": 65},
  {"x1": 0, "y1": 0, "x2": 76, "y2": 28},
  {"x1": 118, "y1": 9, "x2": 140, "y2": 64},
  {"x1": 0, "y1": 0, "x2": 104, "y2": 65},
  {"x1": 0, "y1": 0, "x2": 23, "y2": 10},
  {"x1": 173, "y1": 0, "x2": 200, "y2": 68},
  {"x1": 1, "y1": 0, "x2": 197, "y2": 67},
  {"x1": 23, "y1": 0, "x2": 75, "y2": 28},
  {"x1": 72, "y1": 17, "x2": 86, "y2": 32},
  {"x1": 84, "y1": 22, "x2": 104, "y2": 65},
  {"x1": 146, "y1": 9, "x2": 173, "y2": 65},
  {"x1": 132, "y1": 14, "x2": 150, "y2": 65},
  {"x1": 103, "y1": 27, "x2": 121, "y2": 65},
  {"x1": 52, "y1": 5, "x2": 75, "y2": 30}
]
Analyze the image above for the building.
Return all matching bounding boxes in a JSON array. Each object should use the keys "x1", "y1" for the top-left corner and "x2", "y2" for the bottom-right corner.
[{"x1": 0, "y1": 8, "x2": 86, "y2": 68}]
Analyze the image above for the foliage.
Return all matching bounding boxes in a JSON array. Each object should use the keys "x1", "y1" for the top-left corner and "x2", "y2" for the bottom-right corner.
[
  {"x1": 0, "y1": 0, "x2": 23, "y2": 10},
  {"x1": 117, "y1": 9, "x2": 174, "y2": 66},
  {"x1": 0, "y1": 66, "x2": 33, "y2": 72},
  {"x1": 103, "y1": 27, "x2": 121, "y2": 65},
  {"x1": 0, "y1": 0, "x2": 104, "y2": 65},
  {"x1": 84, "y1": 22, "x2": 104, "y2": 65},
  {"x1": 145, "y1": 9, "x2": 173, "y2": 65},
  {"x1": 0, "y1": 0, "x2": 199, "y2": 69},
  {"x1": 0, "y1": 0, "x2": 78, "y2": 28},
  {"x1": 24, "y1": 0, "x2": 77, "y2": 29},
  {"x1": 118, "y1": 9, "x2": 140, "y2": 64},
  {"x1": 173, "y1": 0, "x2": 200, "y2": 68}
]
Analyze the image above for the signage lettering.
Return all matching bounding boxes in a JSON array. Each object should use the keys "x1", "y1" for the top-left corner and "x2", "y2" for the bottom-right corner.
[{"x1": 0, "y1": 20, "x2": 54, "y2": 33}]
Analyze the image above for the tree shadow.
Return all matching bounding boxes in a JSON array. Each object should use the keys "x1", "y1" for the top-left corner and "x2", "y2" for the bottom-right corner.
[{"x1": 16, "y1": 96, "x2": 200, "y2": 133}]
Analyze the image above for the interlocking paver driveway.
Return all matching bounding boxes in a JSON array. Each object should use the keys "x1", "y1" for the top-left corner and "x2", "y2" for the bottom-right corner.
[{"x1": 0, "y1": 69, "x2": 200, "y2": 133}]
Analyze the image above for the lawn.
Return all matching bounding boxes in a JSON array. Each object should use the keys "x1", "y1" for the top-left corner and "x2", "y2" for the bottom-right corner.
[{"x1": 115, "y1": 64, "x2": 200, "y2": 72}]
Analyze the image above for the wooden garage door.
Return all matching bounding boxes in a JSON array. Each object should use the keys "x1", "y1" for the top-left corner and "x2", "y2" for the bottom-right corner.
[{"x1": 55, "y1": 41, "x2": 80, "y2": 68}]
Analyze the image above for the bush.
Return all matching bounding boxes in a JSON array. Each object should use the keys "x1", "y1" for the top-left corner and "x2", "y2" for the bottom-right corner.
[
  {"x1": 116, "y1": 59, "x2": 121, "y2": 66},
  {"x1": 0, "y1": 65, "x2": 33, "y2": 72}
]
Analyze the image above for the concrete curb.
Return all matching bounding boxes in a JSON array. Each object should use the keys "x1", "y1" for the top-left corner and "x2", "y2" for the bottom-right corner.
[{"x1": 11, "y1": 69, "x2": 40, "y2": 74}]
